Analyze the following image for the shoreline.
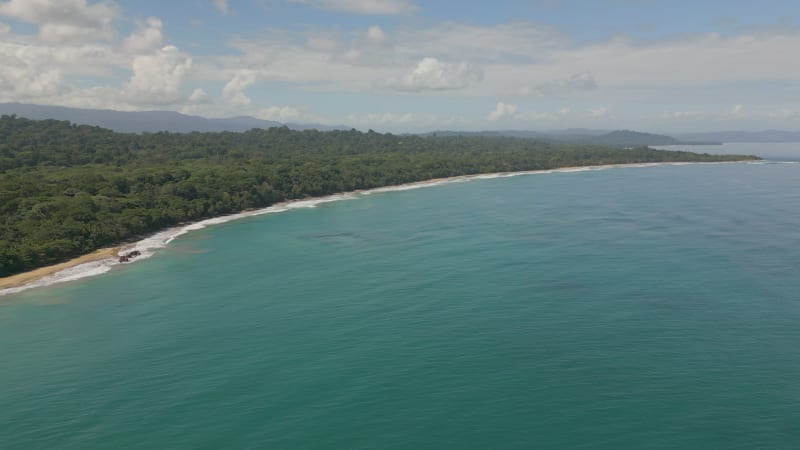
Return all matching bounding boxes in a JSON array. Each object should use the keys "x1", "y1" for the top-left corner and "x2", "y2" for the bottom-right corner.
[
  {"x1": 0, "y1": 160, "x2": 761, "y2": 297},
  {"x1": 0, "y1": 247, "x2": 121, "y2": 292}
]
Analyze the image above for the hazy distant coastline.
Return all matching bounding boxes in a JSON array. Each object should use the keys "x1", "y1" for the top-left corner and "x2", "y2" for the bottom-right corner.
[{"x1": 3, "y1": 103, "x2": 798, "y2": 144}]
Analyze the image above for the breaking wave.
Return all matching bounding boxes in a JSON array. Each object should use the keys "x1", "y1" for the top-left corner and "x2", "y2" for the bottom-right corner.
[{"x1": 0, "y1": 161, "x2": 740, "y2": 297}]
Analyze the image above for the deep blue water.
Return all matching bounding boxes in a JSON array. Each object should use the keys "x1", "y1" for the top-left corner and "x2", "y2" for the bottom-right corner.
[{"x1": 1, "y1": 145, "x2": 799, "y2": 449}]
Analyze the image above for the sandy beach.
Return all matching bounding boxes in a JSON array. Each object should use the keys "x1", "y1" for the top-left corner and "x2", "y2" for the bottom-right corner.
[
  {"x1": 0, "y1": 161, "x2": 753, "y2": 296},
  {"x1": 0, "y1": 247, "x2": 121, "y2": 291}
]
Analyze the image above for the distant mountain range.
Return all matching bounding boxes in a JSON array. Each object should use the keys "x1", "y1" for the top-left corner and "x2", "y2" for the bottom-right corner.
[
  {"x1": 671, "y1": 130, "x2": 800, "y2": 143},
  {"x1": 425, "y1": 129, "x2": 716, "y2": 146},
  {"x1": 444, "y1": 129, "x2": 800, "y2": 144},
  {"x1": 2, "y1": 103, "x2": 798, "y2": 144},
  {"x1": 0, "y1": 103, "x2": 341, "y2": 133},
  {"x1": 556, "y1": 129, "x2": 696, "y2": 146}
]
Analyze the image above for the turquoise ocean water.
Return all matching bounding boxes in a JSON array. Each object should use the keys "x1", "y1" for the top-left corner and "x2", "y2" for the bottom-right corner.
[{"x1": 1, "y1": 144, "x2": 799, "y2": 449}]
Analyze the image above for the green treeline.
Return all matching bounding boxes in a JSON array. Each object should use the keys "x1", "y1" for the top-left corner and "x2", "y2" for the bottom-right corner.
[{"x1": 0, "y1": 116, "x2": 757, "y2": 277}]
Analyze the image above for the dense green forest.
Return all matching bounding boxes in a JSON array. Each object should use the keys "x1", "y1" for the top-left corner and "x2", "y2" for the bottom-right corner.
[{"x1": 0, "y1": 115, "x2": 757, "y2": 277}]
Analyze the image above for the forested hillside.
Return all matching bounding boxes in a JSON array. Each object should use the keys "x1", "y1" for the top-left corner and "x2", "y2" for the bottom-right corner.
[{"x1": 0, "y1": 116, "x2": 757, "y2": 277}]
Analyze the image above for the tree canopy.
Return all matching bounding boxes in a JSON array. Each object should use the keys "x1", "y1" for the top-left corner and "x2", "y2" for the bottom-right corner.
[{"x1": 0, "y1": 116, "x2": 757, "y2": 277}]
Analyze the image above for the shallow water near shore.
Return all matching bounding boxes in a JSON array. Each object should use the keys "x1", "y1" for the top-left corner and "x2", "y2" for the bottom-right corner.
[
  {"x1": 2, "y1": 146, "x2": 799, "y2": 449},
  {"x1": 0, "y1": 162, "x2": 694, "y2": 297}
]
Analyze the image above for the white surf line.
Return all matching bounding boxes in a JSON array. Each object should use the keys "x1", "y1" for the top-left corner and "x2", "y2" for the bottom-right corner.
[{"x1": 0, "y1": 160, "x2": 755, "y2": 297}]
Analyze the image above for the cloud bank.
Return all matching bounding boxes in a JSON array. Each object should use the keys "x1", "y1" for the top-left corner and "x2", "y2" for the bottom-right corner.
[{"x1": 0, "y1": 0, "x2": 798, "y2": 131}]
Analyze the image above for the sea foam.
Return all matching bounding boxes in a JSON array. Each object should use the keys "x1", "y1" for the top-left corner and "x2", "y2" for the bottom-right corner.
[{"x1": 0, "y1": 161, "x2": 743, "y2": 297}]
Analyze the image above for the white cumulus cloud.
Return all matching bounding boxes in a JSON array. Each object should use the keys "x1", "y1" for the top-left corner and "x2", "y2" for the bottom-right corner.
[
  {"x1": 289, "y1": 0, "x2": 416, "y2": 15},
  {"x1": 188, "y1": 88, "x2": 212, "y2": 104},
  {"x1": 0, "y1": 0, "x2": 119, "y2": 42},
  {"x1": 366, "y1": 25, "x2": 386, "y2": 45},
  {"x1": 257, "y1": 105, "x2": 319, "y2": 123},
  {"x1": 123, "y1": 17, "x2": 163, "y2": 54},
  {"x1": 222, "y1": 70, "x2": 257, "y2": 105},
  {"x1": 381, "y1": 57, "x2": 483, "y2": 91},
  {"x1": 487, "y1": 102, "x2": 518, "y2": 121},
  {"x1": 122, "y1": 45, "x2": 193, "y2": 105},
  {"x1": 0, "y1": 66, "x2": 64, "y2": 100}
]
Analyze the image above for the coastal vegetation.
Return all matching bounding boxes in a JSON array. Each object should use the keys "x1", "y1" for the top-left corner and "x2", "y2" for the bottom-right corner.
[{"x1": 0, "y1": 115, "x2": 757, "y2": 277}]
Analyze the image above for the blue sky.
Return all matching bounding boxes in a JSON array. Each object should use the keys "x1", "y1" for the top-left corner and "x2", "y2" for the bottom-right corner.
[{"x1": 1, "y1": 0, "x2": 799, "y2": 132}]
